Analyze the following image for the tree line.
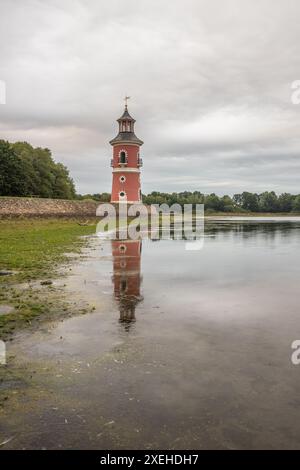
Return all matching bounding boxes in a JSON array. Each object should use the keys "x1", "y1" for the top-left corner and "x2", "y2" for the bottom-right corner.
[
  {"x1": 0, "y1": 140, "x2": 76, "y2": 199},
  {"x1": 79, "y1": 191, "x2": 300, "y2": 213},
  {"x1": 1, "y1": 139, "x2": 300, "y2": 212}
]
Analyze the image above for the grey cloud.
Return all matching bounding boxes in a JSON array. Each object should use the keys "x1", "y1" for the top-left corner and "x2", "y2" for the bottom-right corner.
[{"x1": 0, "y1": 0, "x2": 300, "y2": 195}]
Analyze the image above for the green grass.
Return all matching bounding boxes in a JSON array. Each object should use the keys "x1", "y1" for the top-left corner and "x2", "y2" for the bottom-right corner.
[
  {"x1": 0, "y1": 218, "x2": 97, "y2": 283},
  {"x1": 0, "y1": 218, "x2": 98, "y2": 338}
]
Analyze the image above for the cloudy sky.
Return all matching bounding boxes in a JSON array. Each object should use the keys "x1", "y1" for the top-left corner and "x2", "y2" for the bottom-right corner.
[{"x1": 0, "y1": 0, "x2": 300, "y2": 195}]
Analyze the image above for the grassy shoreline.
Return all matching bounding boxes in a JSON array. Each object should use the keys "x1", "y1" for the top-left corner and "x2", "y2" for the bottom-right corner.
[{"x1": 0, "y1": 218, "x2": 98, "y2": 339}]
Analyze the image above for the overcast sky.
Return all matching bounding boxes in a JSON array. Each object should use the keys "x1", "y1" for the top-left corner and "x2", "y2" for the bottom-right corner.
[{"x1": 0, "y1": 0, "x2": 300, "y2": 195}]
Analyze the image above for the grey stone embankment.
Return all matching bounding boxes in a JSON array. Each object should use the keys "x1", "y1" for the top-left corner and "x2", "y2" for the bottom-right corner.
[{"x1": 0, "y1": 197, "x2": 99, "y2": 217}]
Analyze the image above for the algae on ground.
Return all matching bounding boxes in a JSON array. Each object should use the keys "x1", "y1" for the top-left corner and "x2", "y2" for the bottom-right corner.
[{"x1": 0, "y1": 218, "x2": 98, "y2": 338}]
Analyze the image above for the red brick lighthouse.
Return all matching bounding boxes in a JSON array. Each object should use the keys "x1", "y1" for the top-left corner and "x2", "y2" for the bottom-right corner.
[{"x1": 110, "y1": 97, "x2": 143, "y2": 204}]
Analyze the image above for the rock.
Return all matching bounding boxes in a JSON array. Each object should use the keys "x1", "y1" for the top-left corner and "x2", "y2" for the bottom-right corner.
[
  {"x1": 0, "y1": 305, "x2": 14, "y2": 316},
  {"x1": 40, "y1": 280, "x2": 53, "y2": 286}
]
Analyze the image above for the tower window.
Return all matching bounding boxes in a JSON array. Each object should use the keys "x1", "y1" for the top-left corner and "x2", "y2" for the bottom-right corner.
[
  {"x1": 119, "y1": 150, "x2": 127, "y2": 164},
  {"x1": 119, "y1": 191, "x2": 126, "y2": 199},
  {"x1": 119, "y1": 175, "x2": 126, "y2": 183}
]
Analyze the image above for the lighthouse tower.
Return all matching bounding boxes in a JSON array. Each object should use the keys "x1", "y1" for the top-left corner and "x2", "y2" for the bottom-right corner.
[{"x1": 110, "y1": 98, "x2": 143, "y2": 204}]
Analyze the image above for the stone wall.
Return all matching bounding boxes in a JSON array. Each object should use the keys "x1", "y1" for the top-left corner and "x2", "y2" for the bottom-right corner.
[{"x1": 0, "y1": 197, "x2": 99, "y2": 217}]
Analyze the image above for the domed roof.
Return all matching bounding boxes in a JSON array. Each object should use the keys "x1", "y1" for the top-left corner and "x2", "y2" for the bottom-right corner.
[
  {"x1": 117, "y1": 106, "x2": 136, "y2": 122},
  {"x1": 110, "y1": 105, "x2": 143, "y2": 146}
]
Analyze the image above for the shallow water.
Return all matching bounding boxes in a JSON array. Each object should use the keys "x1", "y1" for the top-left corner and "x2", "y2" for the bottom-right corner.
[{"x1": 1, "y1": 218, "x2": 300, "y2": 449}]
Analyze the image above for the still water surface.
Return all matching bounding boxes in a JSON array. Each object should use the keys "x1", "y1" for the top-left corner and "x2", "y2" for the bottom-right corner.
[{"x1": 1, "y1": 219, "x2": 300, "y2": 449}]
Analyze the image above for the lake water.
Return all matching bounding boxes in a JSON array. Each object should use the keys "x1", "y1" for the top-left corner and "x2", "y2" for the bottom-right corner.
[{"x1": 1, "y1": 218, "x2": 300, "y2": 449}]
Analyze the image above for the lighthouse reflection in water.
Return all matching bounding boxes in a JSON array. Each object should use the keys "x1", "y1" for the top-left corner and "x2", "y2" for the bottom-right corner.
[{"x1": 111, "y1": 238, "x2": 143, "y2": 330}]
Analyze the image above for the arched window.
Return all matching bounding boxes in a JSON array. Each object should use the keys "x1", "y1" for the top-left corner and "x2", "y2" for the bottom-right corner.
[{"x1": 119, "y1": 151, "x2": 126, "y2": 164}]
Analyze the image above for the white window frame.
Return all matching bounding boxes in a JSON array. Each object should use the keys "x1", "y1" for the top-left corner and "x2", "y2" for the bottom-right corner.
[{"x1": 119, "y1": 190, "x2": 127, "y2": 200}]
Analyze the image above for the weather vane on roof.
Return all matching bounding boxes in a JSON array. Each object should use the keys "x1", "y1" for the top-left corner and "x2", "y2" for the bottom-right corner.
[{"x1": 124, "y1": 96, "x2": 130, "y2": 108}]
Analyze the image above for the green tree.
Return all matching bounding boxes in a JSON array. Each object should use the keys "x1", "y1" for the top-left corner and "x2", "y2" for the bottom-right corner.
[
  {"x1": 221, "y1": 195, "x2": 236, "y2": 212},
  {"x1": 292, "y1": 195, "x2": 300, "y2": 213},
  {"x1": 52, "y1": 163, "x2": 76, "y2": 199},
  {"x1": 234, "y1": 192, "x2": 259, "y2": 212},
  {"x1": 278, "y1": 193, "x2": 294, "y2": 212},
  {"x1": 258, "y1": 192, "x2": 279, "y2": 212},
  {"x1": 10, "y1": 141, "x2": 76, "y2": 199},
  {"x1": 0, "y1": 140, "x2": 28, "y2": 196},
  {"x1": 11, "y1": 141, "x2": 39, "y2": 195},
  {"x1": 204, "y1": 193, "x2": 222, "y2": 211}
]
